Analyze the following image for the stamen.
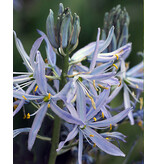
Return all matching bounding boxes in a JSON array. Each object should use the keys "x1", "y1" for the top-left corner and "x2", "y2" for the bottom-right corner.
[
  {"x1": 48, "y1": 93, "x2": 51, "y2": 100},
  {"x1": 115, "y1": 54, "x2": 119, "y2": 60},
  {"x1": 98, "y1": 84, "x2": 109, "y2": 90},
  {"x1": 139, "y1": 97, "x2": 143, "y2": 110},
  {"x1": 45, "y1": 58, "x2": 48, "y2": 63},
  {"x1": 22, "y1": 95, "x2": 27, "y2": 100},
  {"x1": 86, "y1": 92, "x2": 96, "y2": 109},
  {"x1": 48, "y1": 104, "x2": 50, "y2": 108},
  {"x1": 93, "y1": 143, "x2": 96, "y2": 147},
  {"x1": 93, "y1": 117, "x2": 97, "y2": 122},
  {"x1": 13, "y1": 104, "x2": 18, "y2": 110},
  {"x1": 102, "y1": 112, "x2": 104, "y2": 118},
  {"x1": 27, "y1": 113, "x2": 30, "y2": 119},
  {"x1": 93, "y1": 80, "x2": 98, "y2": 91},
  {"x1": 106, "y1": 137, "x2": 109, "y2": 140},
  {"x1": 112, "y1": 64, "x2": 118, "y2": 69},
  {"x1": 136, "y1": 85, "x2": 139, "y2": 89},
  {"x1": 137, "y1": 120, "x2": 143, "y2": 127},
  {"x1": 23, "y1": 114, "x2": 26, "y2": 119},
  {"x1": 14, "y1": 98, "x2": 17, "y2": 101},
  {"x1": 110, "y1": 124, "x2": 112, "y2": 131},
  {"x1": 34, "y1": 85, "x2": 38, "y2": 92},
  {"x1": 89, "y1": 134, "x2": 94, "y2": 137},
  {"x1": 132, "y1": 91, "x2": 136, "y2": 97},
  {"x1": 118, "y1": 81, "x2": 121, "y2": 87}
]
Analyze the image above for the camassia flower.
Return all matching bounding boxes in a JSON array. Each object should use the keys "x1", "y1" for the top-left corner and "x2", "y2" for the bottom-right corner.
[
  {"x1": 13, "y1": 51, "x2": 60, "y2": 150},
  {"x1": 106, "y1": 58, "x2": 144, "y2": 125},
  {"x1": 56, "y1": 28, "x2": 119, "y2": 106},
  {"x1": 52, "y1": 85, "x2": 132, "y2": 164}
]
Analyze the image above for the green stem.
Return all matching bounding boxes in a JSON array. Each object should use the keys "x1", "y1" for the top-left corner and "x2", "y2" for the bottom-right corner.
[{"x1": 48, "y1": 54, "x2": 69, "y2": 164}]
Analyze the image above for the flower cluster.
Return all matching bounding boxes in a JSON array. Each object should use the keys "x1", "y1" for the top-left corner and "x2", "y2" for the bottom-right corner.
[{"x1": 13, "y1": 3, "x2": 144, "y2": 164}]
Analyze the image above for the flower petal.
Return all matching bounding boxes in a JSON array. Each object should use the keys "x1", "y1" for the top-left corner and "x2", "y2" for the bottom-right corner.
[
  {"x1": 30, "y1": 36, "x2": 44, "y2": 69},
  {"x1": 13, "y1": 31, "x2": 32, "y2": 72},
  {"x1": 89, "y1": 28, "x2": 100, "y2": 72},
  {"x1": 50, "y1": 100, "x2": 83, "y2": 125},
  {"x1": 14, "y1": 128, "x2": 31, "y2": 138},
  {"x1": 76, "y1": 82, "x2": 86, "y2": 121},
  {"x1": 83, "y1": 127, "x2": 125, "y2": 157},
  {"x1": 57, "y1": 125, "x2": 78, "y2": 151},
  {"x1": 88, "y1": 107, "x2": 132, "y2": 128},
  {"x1": 124, "y1": 85, "x2": 134, "y2": 125},
  {"x1": 34, "y1": 51, "x2": 47, "y2": 95},
  {"x1": 28, "y1": 102, "x2": 48, "y2": 150},
  {"x1": 37, "y1": 30, "x2": 56, "y2": 67}
]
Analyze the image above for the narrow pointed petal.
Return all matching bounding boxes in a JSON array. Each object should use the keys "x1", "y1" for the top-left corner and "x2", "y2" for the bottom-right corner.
[
  {"x1": 101, "y1": 132, "x2": 126, "y2": 142},
  {"x1": 37, "y1": 30, "x2": 56, "y2": 67},
  {"x1": 14, "y1": 128, "x2": 31, "y2": 138},
  {"x1": 34, "y1": 51, "x2": 47, "y2": 95},
  {"x1": 88, "y1": 107, "x2": 132, "y2": 128},
  {"x1": 89, "y1": 28, "x2": 100, "y2": 72},
  {"x1": 78, "y1": 130, "x2": 83, "y2": 164},
  {"x1": 13, "y1": 90, "x2": 44, "y2": 100},
  {"x1": 30, "y1": 36, "x2": 44, "y2": 69},
  {"x1": 50, "y1": 100, "x2": 83, "y2": 125},
  {"x1": 13, "y1": 31, "x2": 32, "y2": 72},
  {"x1": 86, "y1": 86, "x2": 110, "y2": 121},
  {"x1": 102, "y1": 77, "x2": 119, "y2": 86},
  {"x1": 100, "y1": 105, "x2": 112, "y2": 118},
  {"x1": 13, "y1": 75, "x2": 32, "y2": 84},
  {"x1": 91, "y1": 61, "x2": 114, "y2": 75},
  {"x1": 65, "y1": 103, "x2": 79, "y2": 119},
  {"x1": 106, "y1": 84, "x2": 123, "y2": 104},
  {"x1": 57, "y1": 125, "x2": 78, "y2": 151},
  {"x1": 126, "y1": 77, "x2": 144, "y2": 90},
  {"x1": 28, "y1": 102, "x2": 48, "y2": 150},
  {"x1": 124, "y1": 85, "x2": 134, "y2": 125},
  {"x1": 76, "y1": 83, "x2": 86, "y2": 121},
  {"x1": 80, "y1": 72, "x2": 116, "y2": 81},
  {"x1": 126, "y1": 61, "x2": 143, "y2": 77},
  {"x1": 83, "y1": 127, "x2": 125, "y2": 157}
]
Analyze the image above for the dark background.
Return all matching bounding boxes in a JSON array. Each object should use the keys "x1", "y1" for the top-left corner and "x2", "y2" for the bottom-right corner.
[{"x1": 13, "y1": 0, "x2": 144, "y2": 163}]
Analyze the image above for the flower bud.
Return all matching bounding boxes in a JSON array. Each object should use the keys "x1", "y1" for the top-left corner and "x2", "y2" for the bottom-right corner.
[
  {"x1": 46, "y1": 3, "x2": 81, "y2": 54},
  {"x1": 102, "y1": 5, "x2": 130, "y2": 52}
]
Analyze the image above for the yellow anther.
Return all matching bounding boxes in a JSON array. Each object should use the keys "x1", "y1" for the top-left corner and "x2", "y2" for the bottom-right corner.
[
  {"x1": 48, "y1": 93, "x2": 51, "y2": 100},
  {"x1": 93, "y1": 117, "x2": 97, "y2": 122},
  {"x1": 136, "y1": 85, "x2": 139, "y2": 89},
  {"x1": 106, "y1": 137, "x2": 109, "y2": 140},
  {"x1": 22, "y1": 95, "x2": 27, "y2": 100},
  {"x1": 14, "y1": 98, "x2": 17, "y2": 101},
  {"x1": 132, "y1": 91, "x2": 136, "y2": 97},
  {"x1": 93, "y1": 143, "x2": 96, "y2": 147},
  {"x1": 13, "y1": 104, "x2": 18, "y2": 110},
  {"x1": 27, "y1": 113, "x2": 30, "y2": 119},
  {"x1": 125, "y1": 62, "x2": 129, "y2": 69},
  {"x1": 110, "y1": 124, "x2": 112, "y2": 131},
  {"x1": 118, "y1": 81, "x2": 121, "y2": 87},
  {"x1": 34, "y1": 85, "x2": 38, "y2": 92},
  {"x1": 137, "y1": 120, "x2": 143, "y2": 127},
  {"x1": 93, "y1": 80, "x2": 98, "y2": 91},
  {"x1": 48, "y1": 104, "x2": 50, "y2": 108},
  {"x1": 45, "y1": 58, "x2": 48, "y2": 63},
  {"x1": 139, "y1": 97, "x2": 143, "y2": 110},
  {"x1": 102, "y1": 112, "x2": 104, "y2": 118},
  {"x1": 86, "y1": 92, "x2": 96, "y2": 109},
  {"x1": 98, "y1": 84, "x2": 109, "y2": 90},
  {"x1": 112, "y1": 64, "x2": 118, "y2": 69},
  {"x1": 89, "y1": 134, "x2": 94, "y2": 137},
  {"x1": 23, "y1": 114, "x2": 26, "y2": 119},
  {"x1": 115, "y1": 54, "x2": 119, "y2": 60}
]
